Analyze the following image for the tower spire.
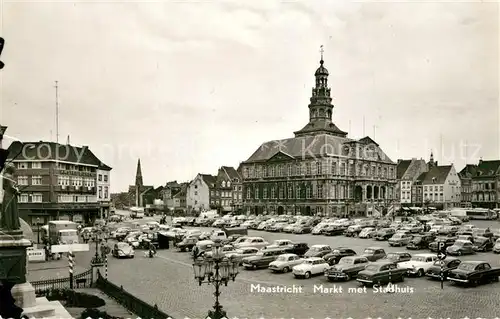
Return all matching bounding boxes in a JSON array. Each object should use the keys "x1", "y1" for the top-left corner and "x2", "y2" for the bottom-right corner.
[
  {"x1": 135, "y1": 158, "x2": 143, "y2": 187},
  {"x1": 320, "y1": 45, "x2": 324, "y2": 63}
]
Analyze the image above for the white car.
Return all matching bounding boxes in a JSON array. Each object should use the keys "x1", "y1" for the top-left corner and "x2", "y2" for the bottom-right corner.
[
  {"x1": 358, "y1": 227, "x2": 376, "y2": 239},
  {"x1": 399, "y1": 253, "x2": 438, "y2": 277},
  {"x1": 292, "y1": 257, "x2": 329, "y2": 279},
  {"x1": 265, "y1": 239, "x2": 294, "y2": 249},
  {"x1": 269, "y1": 254, "x2": 303, "y2": 273},
  {"x1": 234, "y1": 237, "x2": 269, "y2": 249},
  {"x1": 226, "y1": 247, "x2": 260, "y2": 264}
]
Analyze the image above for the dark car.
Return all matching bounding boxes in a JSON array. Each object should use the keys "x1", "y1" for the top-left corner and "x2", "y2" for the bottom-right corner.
[
  {"x1": 407, "y1": 233, "x2": 435, "y2": 250},
  {"x1": 322, "y1": 225, "x2": 344, "y2": 236},
  {"x1": 286, "y1": 243, "x2": 309, "y2": 256},
  {"x1": 322, "y1": 247, "x2": 357, "y2": 265},
  {"x1": 374, "y1": 228, "x2": 396, "y2": 241},
  {"x1": 241, "y1": 248, "x2": 289, "y2": 270},
  {"x1": 324, "y1": 256, "x2": 369, "y2": 281},
  {"x1": 437, "y1": 226, "x2": 458, "y2": 237},
  {"x1": 304, "y1": 245, "x2": 332, "y2": 258},
  {"x1": 381, "y1": 252, "x2": 412, "y2": 264},
  {"x1": 356, "y1": 261, "x2": 407, "y2": 286},
  {"x1": 176, "y1": 237, "x2": 198, "y2": 252},
  {"x1": 472, "y1": 236, "x2": 494, "y2": 252},
  {"x1": 447, "y1": 261, "x2": 500, "y2": 286},
  {"x1": 428, "y1": 237, "x2": 456, "y2": 252},
  {"x1": 361, "y1": 247, "x2": 386, "y2": 262},
  {"x1": 446, "y1": 240, "x2": 475, "y2": 256},
  {"x1": 472, "y1": 228, "x2": 495, "y2": 240},
  {"x1": 425, "y1": 257, "x2": 461, "y2": 280}
]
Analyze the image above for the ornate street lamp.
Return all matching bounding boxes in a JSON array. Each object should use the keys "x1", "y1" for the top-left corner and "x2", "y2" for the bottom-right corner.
[
  {"x1": 90, "y1": 227, "x2": 105, "y2": 266},
  {"x1": 192, "y1": 239, "x2": 239, "y2": 319}
]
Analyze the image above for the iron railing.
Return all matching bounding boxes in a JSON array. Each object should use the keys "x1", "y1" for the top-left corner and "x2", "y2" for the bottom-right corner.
[
  {"x1": 95, "y1": 271, "x2": 172, "y2": 319},
  {"x1": 31, "y1": 268, "x2": 93, "y2": 296}
]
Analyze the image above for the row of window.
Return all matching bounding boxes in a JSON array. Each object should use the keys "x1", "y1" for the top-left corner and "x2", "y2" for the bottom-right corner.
[
  {"x1": 56, "y1": 163, "x2": 94, "y2": 172},
  {"x1": 17, "y1": 162, "x2": 42, "y2": 169},
  {"x1": 472, "y1": 194, "x2": 497, "y2": 201},
  {"x1": 220, "y1": 181, "x2": 231, "y2": 187},
  {"x1": 58, "y1": 194, "x2": 98, "y2": 203},
  {"x1": 57, "y1": 176, "x2": 96, "y2": 187},
  {"x1": 243, "y1": 161, "x2": 395, "y2": 179},
  {"x1": 18, "y1": 193, "x2": 100, "y2": 203},
  {"x1": 17, "y1": 176, "x2": 42, "y2": 186},
  {"x1": 424, "y1": 194, "x2": 445, "y2": 202},
  {"x1": 98, "y1": 174, "x2": 109, "y2": 182},
  {"x1": 472, "y1": 183, "x2": 497, "y2": 191}
]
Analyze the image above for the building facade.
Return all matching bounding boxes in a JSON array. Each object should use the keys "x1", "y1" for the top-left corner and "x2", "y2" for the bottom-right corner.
[
  {"x1": 216, "y1": 166, "x2": 242, "y2": 213},
  {"x1": 7, "y1": 141, "x2": 110, "y2": 225},
  {"x1": 471, "y1": 160, "x2": 500, "y2": 209},
  {"x1": 416, "y1": 159, "x2": 461, "y2": 209},
  {"x1": 458, "y1": 164, "x2": 477, "y2": 206},
  {"x1": 240, "y1": 56, "x2": 397, "y2": 217},
  {"x1": 396, "y1": 157, "x2": 429, "y2": 206},
  {"x1": 96, "y1": 166, "x2": 112, "y2": 219},
  {"x1": 186, "y1": 174, "x2": 216, "y2": 212}
]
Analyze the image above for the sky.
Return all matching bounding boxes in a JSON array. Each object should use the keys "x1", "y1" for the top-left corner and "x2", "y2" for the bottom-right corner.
[{"x1": 0, "y1": 0, "x2": 498, "y2": 193}]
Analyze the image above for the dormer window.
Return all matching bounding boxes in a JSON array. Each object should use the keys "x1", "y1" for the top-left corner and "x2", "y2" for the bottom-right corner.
[
  {"x1": 222, "y1": 181, "x2": 226, "y2": 187},
  {"x1": 227, "y1": 181, "x2": 231, "y2": 187}
]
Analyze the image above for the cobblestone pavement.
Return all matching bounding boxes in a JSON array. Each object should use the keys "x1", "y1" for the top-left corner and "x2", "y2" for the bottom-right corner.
[{"x1": 105, "y1": 219, "x2": 500, "y2": 319}]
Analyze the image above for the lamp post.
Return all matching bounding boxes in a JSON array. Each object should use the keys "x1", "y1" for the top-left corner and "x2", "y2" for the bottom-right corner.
[
  {"x1": 37, "y1": 217, "x2": 41, "y2": 244},
  {"x1": 192, "y1": 239, "x2": 239, "y2": 319}
]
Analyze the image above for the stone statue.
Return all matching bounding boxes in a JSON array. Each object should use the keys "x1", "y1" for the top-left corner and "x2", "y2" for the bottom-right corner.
[{"x1": 1, "y1": 163, "x2": 21, "y2": 231}]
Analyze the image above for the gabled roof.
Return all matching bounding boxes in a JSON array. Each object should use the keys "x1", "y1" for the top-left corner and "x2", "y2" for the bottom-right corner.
[
  {"x1": 419, "y1": 165, "x2": 452, "y2": 184},
  {"x1": 458, "y1": 164, "x2": 478, "y2": 178},
  {"x1": 221, "y1": 166, "x2": 241, "y2": 181},
  {"x1": 200, "y1": 174, "x2": 217, "y2": 188},
  {"x1": 396, "y1": 160, "x2": 412, "y2": 179},
  {"x1": 7, "y1": 141, "x2": 112, "y2": 170},
  {"x1": 476, "y1": 160, "x2": 500, "y2": 177},
  {"x1": 165, "y1": 181, "x2": 181, "y2": 188},
  {"x1": 173, "y1": 184, "x2": 188, "y2": 198},
  {"x1": 358, "y1": 136, "x2": 379, "y2": 147}
]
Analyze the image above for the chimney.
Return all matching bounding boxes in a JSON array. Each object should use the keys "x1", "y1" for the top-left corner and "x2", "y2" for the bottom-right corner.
[
  {"x1": 397, "y1": 159, "x2": 402, "y2": 164},
  {"x1": 479, "y1": 157, "x2": 483, "y2": 165},
  {"x1": 66, "y1": 135, "x2": 70, "y2": 144}
]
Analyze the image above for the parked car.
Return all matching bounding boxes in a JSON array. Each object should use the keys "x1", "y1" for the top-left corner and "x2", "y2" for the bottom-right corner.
[
  {"x1": 204, "y1": 245, "x2": 236, "y2": 258},
  {"x1": 388, "y1": 233, "x2": 413, "y2": 247},
  {"x1": 225, "y1": 247, "x2": 260, "y2": 265},
  {"x1": 472, "y1": 236, "x2": 494, "y2": 252},
  {"x1": 361, "y1": 247, "x2": 386, "y2": 262},
  {"x1": 312, "y1": 223, "x2": 330, "y2": 235},
  {"x1": 176, "y1": 237, "x2": 198, "y2": 252},
  {"x1": 322, "y1": 247, "x2": 357, "y2": 265},
  {"x1": 429, "y1": 237, "x2": 456, "y2": 252},
  {"x1": 324, "y1": 256, "x2": 369, "y2": 281},
  {"x1": 438, "y1": 226, "x2": 459, "y2": 236},
  {"x1": 293, "y1": 225, "x2": 313, "y2": 234},
  {"x1": 265, "y1": 239, "x2": 294, "y2": 249},
  {"x1": 286, "y1": 243, "x2": 309, "y2": 257},
  {"x1": 292, "y1": 257, "x2": 330, "y2": 279},
  {"x1": 241, "y1": 247, "x2": 290, "y2": 270},
  {"x1": 356, "y1": 261, "x2": 407, "y2": 286},
  {"x1": 304, "y1": 245, "x2": 332, "y2": 258},
  {"x1": 112, "y1": 242, "x2": 134, "y2": 258},
  {"x1": 399, "y1": 253, "x2": 437, "y2": 277},
  {"x1": 425, "y1": 257, "x2": 461, "y2": 280},
  {"x1": 358, "y1": 227, "x2": 377, "y2": 239},
  {"x1": 234, "y1": 237, "x2": 269, "y2": 249},
  {"x1": 268, "y1": 254, "x2": 304, "y2": 273},
  {"x1": 447, "y1": 261, "x2": 500, "y2": 286},
  {"x1": 446, "y1": 240, "x2": 475, "y2": 256},
  {"x1": 382, "y1": 252, "x2": 412, "y2": 264},
  {"x1": 374, "y1": 228, "x2": 396, "y2": 241},
  {"x1": 322, "y1": 225, "x2": 344, "y2": 236},
  {"x1": 407, "y1": 233, "x2": 435, "y2": 250},
  {"x1": 344, "y1": 225, "x2": 363, "y2": 237},
  {"x1": 472, "y1": 228, "x2": 495, "y2": 240},
  {"x1": 493, "y1": 238, "x2": 500, "y2": 254}
]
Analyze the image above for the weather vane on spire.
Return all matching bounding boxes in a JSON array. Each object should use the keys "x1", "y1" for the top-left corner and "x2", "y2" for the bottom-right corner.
[{"x1": 320, "y1": 45, "x2": 324, "y2": 61}]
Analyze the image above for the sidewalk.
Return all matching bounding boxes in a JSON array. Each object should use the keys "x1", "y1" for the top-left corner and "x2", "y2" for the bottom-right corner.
[{"x1": 67, "y1": 288, "x2": 135, "y2": 319}]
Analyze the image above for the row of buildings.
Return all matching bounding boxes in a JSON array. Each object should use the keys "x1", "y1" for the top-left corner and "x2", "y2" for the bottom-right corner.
[
  {"x1": 3, "y1": 55, "x2": 499, "y2": 225},
  {"x1": 122, "y1": 56, "x2": 500, "y2": 217},
  {"x1": 0, "y1": 131, "x2": 112, "y2": 226}
]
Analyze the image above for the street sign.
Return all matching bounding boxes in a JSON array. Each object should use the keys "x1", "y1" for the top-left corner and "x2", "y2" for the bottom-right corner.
[
  {"x1": 50, "y1": 243, "x2": 89, "y2": 254},
  {"x1": 437, "y1": 251, "x2": 446, "y2": 260}
]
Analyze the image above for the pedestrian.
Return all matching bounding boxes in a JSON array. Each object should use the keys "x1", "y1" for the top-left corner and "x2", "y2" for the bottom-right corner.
[{"x1": 192, "y1": 245, "x2": 199, "y2": 260}]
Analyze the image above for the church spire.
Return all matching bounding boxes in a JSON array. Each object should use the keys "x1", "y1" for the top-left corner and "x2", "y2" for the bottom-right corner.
[
  {"x1": 429, "y1": 151, "x2": 435, "y2": 168},
  {"x1": 135, "y1": 158, "x2": 143, "y2": 187}
]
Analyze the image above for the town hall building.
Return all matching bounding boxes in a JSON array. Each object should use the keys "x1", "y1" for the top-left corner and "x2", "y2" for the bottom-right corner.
[{"x1": 240, "y1": 54, "x2": 397, "y2": 217}]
